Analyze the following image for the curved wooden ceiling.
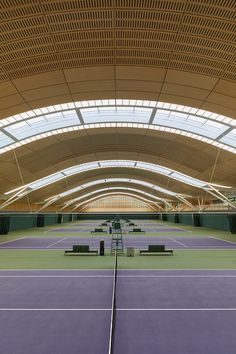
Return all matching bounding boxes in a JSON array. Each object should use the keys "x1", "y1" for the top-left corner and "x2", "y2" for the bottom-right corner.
[
  {"x1": 0, "y1": 0, "x2": 236, "y2": 209},
  {"x1": 1, "y1": 0, "x2": 236, "y2": 119}
]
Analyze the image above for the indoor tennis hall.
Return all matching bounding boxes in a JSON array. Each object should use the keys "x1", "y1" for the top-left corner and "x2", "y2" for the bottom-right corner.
[{"x1": 0, "y1": 1, "x2": 236, "y2": 354}]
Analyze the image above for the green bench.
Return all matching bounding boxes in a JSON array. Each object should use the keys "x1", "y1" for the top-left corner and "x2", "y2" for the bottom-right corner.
[
  {"x1": 128, "y1": 222, "x2": 136, "y2": 226},
  {"x1": 100, "y1": 222, "x2": 108, "y2": 226},
  {"x1": 65, "y1": 245, "x2": 98, "y2": 256},
  {"x1": 140, "y1": 245, "x2": 173, "y2": 256},
  {"x1": 91, "y1": 228, "x2": 107, "y2": 233},
  {"x1": 129, "y1": 228, "x2": 145, "y2": 233}
]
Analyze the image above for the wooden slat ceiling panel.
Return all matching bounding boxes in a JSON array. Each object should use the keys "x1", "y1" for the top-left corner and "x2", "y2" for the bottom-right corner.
[
  {"x1": 0, "y1": 0, "x2": 236, "y2": 205},
  {"x1": 1, "y1": 0, "x2": 235, "y2": 80}
]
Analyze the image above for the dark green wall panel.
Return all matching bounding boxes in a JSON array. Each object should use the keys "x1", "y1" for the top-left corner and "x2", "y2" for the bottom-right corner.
[
  {"x1": 62, "y1": 214, "x2": 71, "y2": 223},
  {"x1": 179, "y1": 214, "x2": 193, "y2": 226},
  {"x1": 201, "y1": 214, "x2": 230, "y2": 231},
  {"x1": 9, "y1": 214, "x2": 37, "y2": 232},
  {"x1": 166, "y1": 214, "x2": 175, "y2": 223},
  {"x1": 44, "y1": 214, "x2": 59, "y2": 226}
]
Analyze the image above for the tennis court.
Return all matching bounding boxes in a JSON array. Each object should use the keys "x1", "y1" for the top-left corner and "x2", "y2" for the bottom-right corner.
[
  {"x1": 1, "y1": 267, "x2": 236, "y2": 354},
  {"x1": 1, "y1": 219, "x2": 236, "y2": 353},
  {"x1": 0, "y1": 235, "x2": 236, "y2": 249},
  {"x1": 50, "y1": 227, "x2": 187, "y2": 233}
]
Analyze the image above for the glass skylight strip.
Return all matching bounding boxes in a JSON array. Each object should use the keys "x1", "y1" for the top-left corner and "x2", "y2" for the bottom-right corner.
[
  {"x1": 0, "y1": 132, "x2": 15, "y2": 148},
  {"x1": 77, "y1": 193, "x2": 155, "y2": 209},
  {"x1": 45, "y1": 178, "x2": 179, "y2": 202},
  {"x1": 0, "y1": 122, "x2": 236, "y2": 155},
  {"x1": 81, "y1": 106, "x2": 152, "y2": 124},
  {"x1": 153, "y1": 113, "x2": 227, "y2": 140},
  {"x1": 29, "y1": 173, "x2": 64, "y2": 190},
  {"x1": 1, "y1": 99, "x2": 235, "y2": 129},
  {"x1": 5, "y1": 159, "x2": 228, "y2": 196},
  {"x1": 3, "y1": 110, "x2": 80, "y2": 140},
  {"x1": 74, "y1": 192, "x2": 157, "y2": 209},
  {"x1": 219, "y1": 129, "x2": 236, "y2": 148},
  {"x1": 1, "y1": 100, "x2": 236, "y2": 155},
  {"x1": 64, "y1": 187, "x2": 168, "y2": 206}
]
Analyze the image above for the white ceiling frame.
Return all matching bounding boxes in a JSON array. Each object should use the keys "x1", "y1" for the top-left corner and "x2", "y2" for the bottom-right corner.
[
  {"x1": 0, "y1": 99, "x2": 236, "y2": 155},
  {"x1": 59, "y1": 187, "x2": 167, "y2": 211},
  {"x1": 72, "y1": 192, "x2": 161, "y2": 211}
]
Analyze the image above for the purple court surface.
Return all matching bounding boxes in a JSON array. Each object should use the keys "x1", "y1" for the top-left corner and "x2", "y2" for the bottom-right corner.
[
  {"x1": 1, "y1": 269, "x2": 236, "y2": 354},
  {"x1": 50, "y1": 227, "x2": 186, "y2": 232},
  {"x1": 1, "y1": 235, "x2": 236, "y2": 249}
]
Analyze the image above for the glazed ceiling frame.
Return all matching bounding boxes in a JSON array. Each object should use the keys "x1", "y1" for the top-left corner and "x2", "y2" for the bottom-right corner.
[{"x1": 0, "y1": 99, "x2": 236, "y2": 155}]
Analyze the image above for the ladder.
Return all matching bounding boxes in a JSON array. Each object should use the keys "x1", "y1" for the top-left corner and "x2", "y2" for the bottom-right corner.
[{"x1": 111, "y1": 226, "x2": 124, "y2": 254}]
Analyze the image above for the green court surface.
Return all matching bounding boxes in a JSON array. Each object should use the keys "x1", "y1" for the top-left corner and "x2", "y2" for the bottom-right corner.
[
  {"x1": 0, "y1": 249, "x2": 236, "y2": 270},
  {"x1": 0, "y1": 220, "x2": 236, "y2": 270}
]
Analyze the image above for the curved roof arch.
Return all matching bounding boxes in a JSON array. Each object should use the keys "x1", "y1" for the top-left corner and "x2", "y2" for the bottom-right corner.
[
  {"x1": 6, "y1": 159, "x2": 228, "y2": 195},
  {"x1": 72, "y1": 192, "x2": 159, "y2": 211},
  {"x1": 2, "y1": 159, "x2": 234, "y2": 211},
  {"x1": 0, "y1": 99, "x2": 236, "y2": 155},
  {"x1": 1, "y1": 1, "x2": 236, "y2": 122},
  {"x1": 45, "y1": 178, "x2": 180, "y2": 200},
  {"x1": 79, "y1": 195, "x2": 157, "y2": 212},
  {"x1": 37, "y1": 177, "x2": 197, "y2": 211},
  {"x1": 1, "y1": 1, "x2": 236, "y2": 212},
  {"x1": 60, "y1": 187, "x2": 167, "y2": 212},
  {"x1": 3, "y1": 130, "x2": 236, "y2": 204}
]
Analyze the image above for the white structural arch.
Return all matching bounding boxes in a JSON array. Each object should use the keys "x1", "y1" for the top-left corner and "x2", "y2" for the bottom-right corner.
[
  {"x1": 0, "y1": 99, "x2": 236, "y2": 155},
  {"x1": 73, "y1": 192, "x2": 159, "y2": 211},
  {"x1": 60, "y1": 187, "x2": 168, "y2": 211},
  {"x1": 2, "y1": 159, "x2": 234, "y2": 211},
  {"x1": 39, "y1": 178, "x2": 194, "y2": 211},
  {"x1": 71, "y1": 191, "x2": 161, "y2": 211}
]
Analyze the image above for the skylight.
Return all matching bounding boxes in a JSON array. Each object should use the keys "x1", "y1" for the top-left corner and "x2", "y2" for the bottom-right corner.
[
  {"x1": 3, "y1": 110, "x2": 80, "y2": 141},
  {"x1": 219, "y1": 129, "x2": 236, "y2": 148},
  {"x1": 73, "y1": 192, "x2": 158, "y2": 210},
  {"x1": 5, "y1": 159, "x2": 229, "y2": 198},
  {"x1": 61, "y1": 187, "x2": 167, "y2": 209},
  {"x1": 44, "y1": 178, "x2": 179, "y2": 203},
  {"x1": 0, "y1": 132, "x2": 15, "y2": 148},
  {"x1": 81, "y1": 106, "x2": 152, "y2": 124},
  {"x1": 0, "y1": 99, "x2": 236, "y2": 155},
  {"x1": 3, "y1": 161, "x2": 207, "y2": 199}
]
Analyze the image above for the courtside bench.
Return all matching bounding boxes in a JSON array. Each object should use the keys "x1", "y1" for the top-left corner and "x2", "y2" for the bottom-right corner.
[
  {"x1": 129, "y1": 228, "x2": 146, "y2": 233},
  {"x1": 91, "y1": 228, "x2": 107, "y2": 233},
  {"x1": 140, "y1": 245, "x2": 173, "y2": 255},
  {"x1": 65, "y1": 245, "x2": 98, "y2": 256}
]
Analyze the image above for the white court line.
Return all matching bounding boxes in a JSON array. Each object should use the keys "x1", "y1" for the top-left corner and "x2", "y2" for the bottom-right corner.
[
  {"x1": 119, "y1": 268, "x2": 236, "y2": 271},
  {"x1": 117, "y1": 308, "x2": 236, "y2": 311},
  {"x1": 0, "y1": 308, "x2": 110, "y2": 311},
  {"x1": 117, "y1": 275, "x2": 236, "y2": 278},
  {"x1": 0, "y1": 308, "x2": 235, "y2": 311},
  {"x1": 0, "y1": 275, "x2": 113, "y2": 278},
  {"x1": 0, "y1": 247, "x2": 235, "y2": 251},
  {"x1": 46, "y1": 238, "x2": 67, "y2": 248},
  {"x1": 1, "y1": 274, "x2": 236, "y2": 278},
  {"x1": 167, "y1": 236, "x2": 188, "y2": 248},
  {"x1": 1, "y1": 268, "x2": 236, "y2": 272},
  {"x1": 209, "y1": 236, "x2": 236, "y2": 246},
  {"x1": 0, "y1": 269, "x2": 114, "y2": 271},
  {"x1": 0, "y1": 237, "x2": 27, "y2": 246}
]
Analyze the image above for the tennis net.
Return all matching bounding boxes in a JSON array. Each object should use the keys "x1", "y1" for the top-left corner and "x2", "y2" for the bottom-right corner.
[{"x1": 108, "y1": 250, "x2": 118, "y2": 354}]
